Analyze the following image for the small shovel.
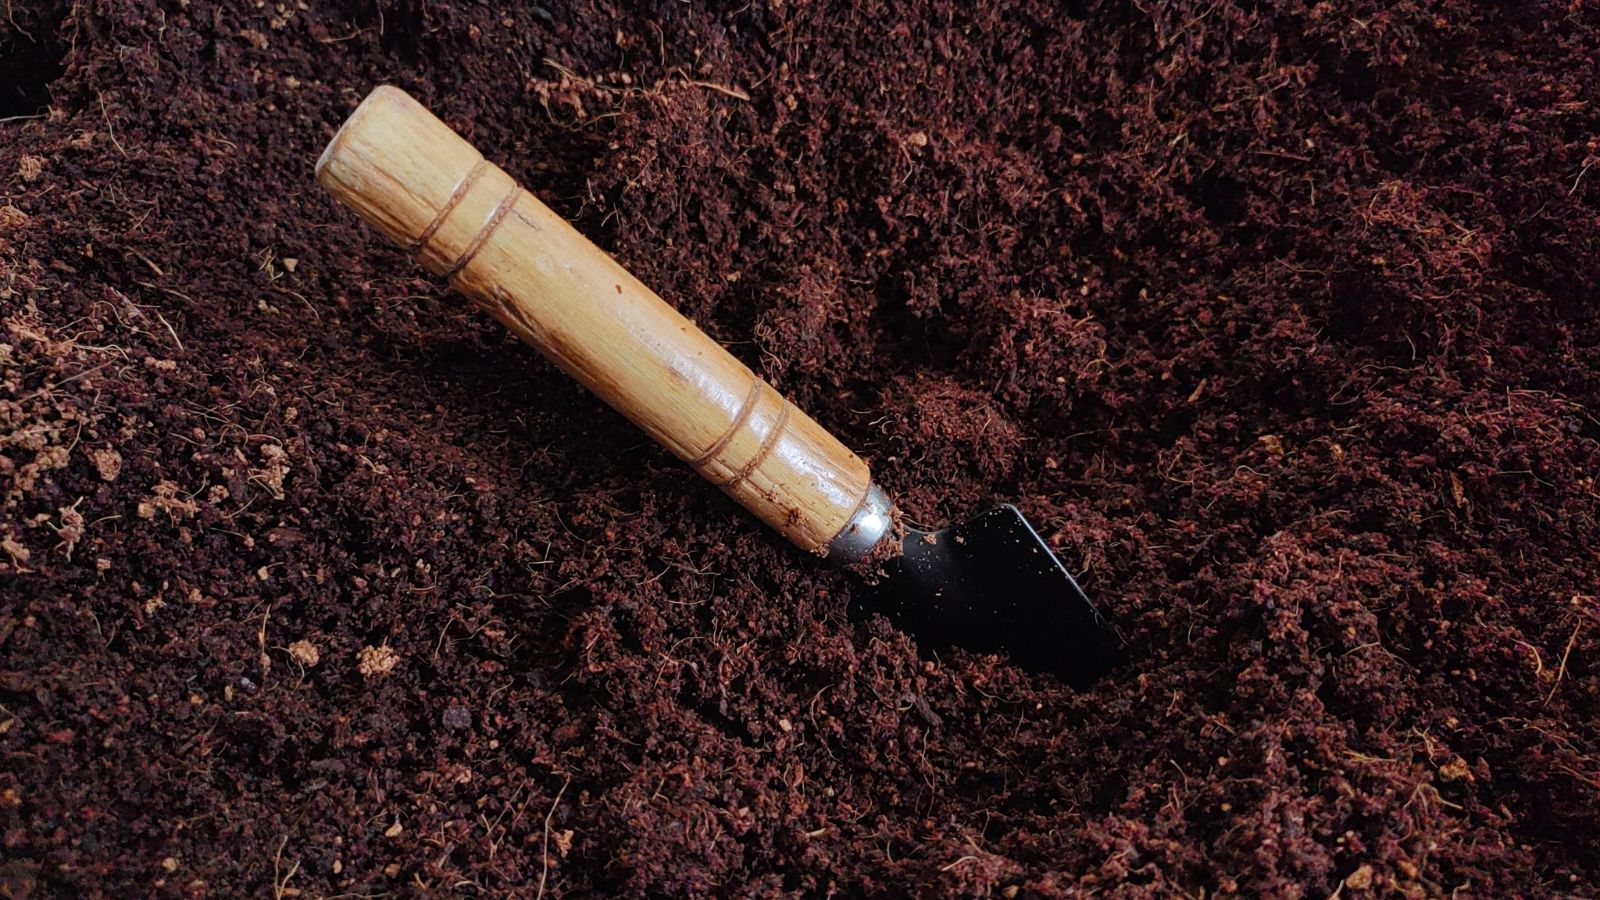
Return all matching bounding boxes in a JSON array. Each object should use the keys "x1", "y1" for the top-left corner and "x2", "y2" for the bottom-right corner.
[{"x1": 316, "y1": 87, "x2": 1122, "y2": 687}]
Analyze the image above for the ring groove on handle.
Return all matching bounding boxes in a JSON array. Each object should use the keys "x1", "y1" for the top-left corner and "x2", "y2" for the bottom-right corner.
[
  {"x1": 444, "y1": 184, "x2": 521, "y2": 281},
  {"x1": 687, "y1": 379, "x2": 762, "y2": 468},
  {"x1": 710, "y1": 392, "x2": 791, "y2": 490},
  {"x1": 409, "y1": 156, "x2": 488, "y2": 258}
]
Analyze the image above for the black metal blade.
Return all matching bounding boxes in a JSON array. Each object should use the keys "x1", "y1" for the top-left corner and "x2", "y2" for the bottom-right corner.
[{"x1": 866, "y1": 504, "x2": 1123, "y2": 689}]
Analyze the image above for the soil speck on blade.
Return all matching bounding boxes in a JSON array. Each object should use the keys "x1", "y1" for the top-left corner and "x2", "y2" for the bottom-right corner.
[{"x1": 2, "y1": 0, "x2": 1599, "y2": 897}]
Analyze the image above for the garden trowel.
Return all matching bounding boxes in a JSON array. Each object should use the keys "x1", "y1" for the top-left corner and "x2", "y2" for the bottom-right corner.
[{"x1": 316, "y1": 86, "x2": 1123, "y2": 687}]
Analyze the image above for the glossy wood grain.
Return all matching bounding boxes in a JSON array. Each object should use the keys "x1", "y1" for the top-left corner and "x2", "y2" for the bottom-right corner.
[{"x1": 316, "y1": 86, "x2": 875, "y2": 554}]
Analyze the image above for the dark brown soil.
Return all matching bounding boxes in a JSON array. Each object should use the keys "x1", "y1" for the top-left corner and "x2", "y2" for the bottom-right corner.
[{"x1": 3, "y1": 1, "x2": 1599, "y2": 896}]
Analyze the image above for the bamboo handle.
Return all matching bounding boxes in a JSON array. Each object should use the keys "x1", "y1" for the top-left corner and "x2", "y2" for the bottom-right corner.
[{"x1": 316, "y1": 86, "x2": 893, "y2": 560}]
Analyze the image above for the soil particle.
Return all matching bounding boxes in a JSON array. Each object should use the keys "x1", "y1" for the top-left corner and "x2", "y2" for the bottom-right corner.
[
  {"x1": 3, "y1": 0, "x2": 1599, "y2": 896},
  {"x1": 16, "y1": 155, "x2": 43, "y2": 182},
  {"x1": 1345, "y1": 864, "x2": 1375, "y2": 891},
  {"x1": 356, "y1": 645, "x2": 401, "y2": 680},
  {"x1": 89, "y1": 447, "x2": 121, "y2": 481},
  {"x1": 288, "y1": 640, "x2": 320, "y2": 668},
  {"x1": 441, "y1": 703, "x2": 471, "y2": 730}
]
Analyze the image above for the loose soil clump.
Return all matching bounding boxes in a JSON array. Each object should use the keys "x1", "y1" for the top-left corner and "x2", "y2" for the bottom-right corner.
[{"x1": 3, "y1": 1, "x2": 1598, "y2": 896}]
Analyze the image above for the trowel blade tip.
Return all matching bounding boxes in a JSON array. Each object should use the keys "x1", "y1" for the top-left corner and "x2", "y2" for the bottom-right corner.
[{"x1": 868, "y1": 504, "x2": 1124, "y2": 688}]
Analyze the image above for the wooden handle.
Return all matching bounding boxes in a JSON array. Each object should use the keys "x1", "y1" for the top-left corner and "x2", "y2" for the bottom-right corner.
[{"x1": 316, "y1": 86, "x2": 892, "y2": 558}]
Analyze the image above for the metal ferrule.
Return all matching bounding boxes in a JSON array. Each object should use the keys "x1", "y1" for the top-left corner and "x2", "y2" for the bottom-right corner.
[{"x1": 825, "y1": 482, "x2": 895, "y2": 564}]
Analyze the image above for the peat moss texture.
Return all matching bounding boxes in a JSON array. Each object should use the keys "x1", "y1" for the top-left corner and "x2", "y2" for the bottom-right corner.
[{"x1": 2, "y1": 1, "x2": 1598, "y2": 896}]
